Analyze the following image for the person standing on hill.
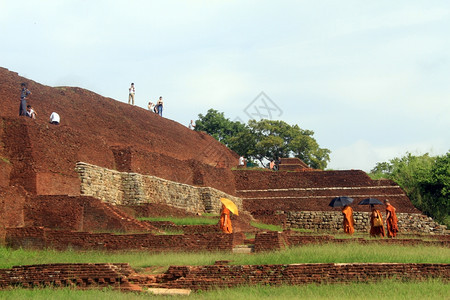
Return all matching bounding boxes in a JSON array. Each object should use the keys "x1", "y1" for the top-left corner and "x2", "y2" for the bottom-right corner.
[
  {"x1": 238, "y1": 156, "x2": 245, "y2": 166},
  {"x1": 269, "y1": 160, "x2": 275, "y2": 170},
  {"x1": 342, "y1": 205, "x2": 355, "y2": 235},
  {"x1": 157, "y1": 96, "x2": 163, "y2": 116},
  {"x1": 128, "y1": 83, "x2": 135, "y2": 105},
  {"x1": 19, "y1": 83, "x2": 31, "y2": 116},
  {"x1": 385, "y1": 200, "x2": 399, "y2": 238}
]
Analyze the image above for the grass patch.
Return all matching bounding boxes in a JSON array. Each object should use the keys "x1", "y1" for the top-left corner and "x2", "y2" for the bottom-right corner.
[
  {"x1": 1, "y1": 243, "x2": 448, "y2": 270},
  {"x1": 250, "y1": 221, "x2": 312, "y2": 233},
  {"x1": 250, "y1": 221, "x2": 283, "y2": 231},
  {"x1": 201, "y1": 213, "x2": 219, "y2": 217},
  {"x1": 155, "y1": 229, "x2": 184, "y2": 235},
  {"x1": 137, "y1": 216, "x2": 218, "y2": 226},
  {"x1": 0, "y1": 279, "x2": 448, "y2": 299}
]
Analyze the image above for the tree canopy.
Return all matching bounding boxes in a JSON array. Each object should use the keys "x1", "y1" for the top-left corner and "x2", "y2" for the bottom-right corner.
[
  {"x1": 194, "y1": 109, "x2": 330, "y2": 169},
  {"x1": 369, "y1": 152, "x2": 450, "y2": 226}
]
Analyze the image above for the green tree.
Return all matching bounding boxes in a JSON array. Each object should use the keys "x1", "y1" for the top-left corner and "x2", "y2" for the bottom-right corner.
[
  {"x1": 195, "y1": 109, "x2": 330, "y2": 169},
  {"x1": 419, "y1": 152, "x2": 450, "y2": 225},
  {"x1": 194, "y1": 109, "x2": 254, "y2": 157},
  {"x1": 194, "y1": 109, "x2": 236, "y2": 144},
  {"x1": 369, "y1": 152, "x2": 449, "y2": 226},
  {"x1": 248, "y1": 119, "x2": 330, "y2": 169}
]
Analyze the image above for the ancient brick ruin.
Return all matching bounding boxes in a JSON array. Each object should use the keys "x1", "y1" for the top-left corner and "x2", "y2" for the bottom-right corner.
[
  {"x1": 0, "y1": 67, "x2": 448, "y2": 292},
  {"x1": 1, "y1": 262, "x2": 448, "y2": 291}
]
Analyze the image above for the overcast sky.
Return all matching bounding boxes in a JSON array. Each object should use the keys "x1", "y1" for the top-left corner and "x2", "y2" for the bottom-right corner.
[{"x1": 1, "y1": 0, "x2": 449, "y2": 171}]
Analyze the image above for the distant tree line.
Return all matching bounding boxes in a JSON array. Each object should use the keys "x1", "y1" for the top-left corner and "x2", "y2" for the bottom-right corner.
[
  {"x1": 194, "y1": 109, "x2": 330, "y2": 170},
  {"x1": 369, "y1": 152, "x2": 450, "y2": 226}
]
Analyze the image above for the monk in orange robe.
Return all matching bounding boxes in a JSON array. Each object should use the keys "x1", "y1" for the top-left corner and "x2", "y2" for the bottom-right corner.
[
  {"x1": 385, "y1": 200, "x2": 399, "y2": 238},
  {"x1": 342, "y1": 205, "x2": 354, "y2": 235},
  {"x1": 219, "y1": 204, "x2": 233, "y2": 234},
  {"x1": 369, "y1": 205, "x2": 385, "y2": 237}
]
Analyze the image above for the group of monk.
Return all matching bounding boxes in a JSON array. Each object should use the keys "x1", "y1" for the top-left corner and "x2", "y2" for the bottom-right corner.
[
  {"x1": 342, "y1": 200, "x2": 399, "y2": 238},
  {"x1": 219, "y1": 199, "x2": 399, "y2": 237}
]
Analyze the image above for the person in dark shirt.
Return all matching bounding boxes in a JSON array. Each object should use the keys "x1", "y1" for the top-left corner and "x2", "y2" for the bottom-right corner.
[{"x1": 19, "y1": 83, "x2": 31, "y2": 116}]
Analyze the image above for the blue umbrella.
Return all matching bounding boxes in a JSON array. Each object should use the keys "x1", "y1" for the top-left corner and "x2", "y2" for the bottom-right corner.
[
  {"x1": 358, "y1": 198, "x2": 383, "y2": 205},
  {"x1": 329, "y1": 196, "x2": 354, "y2": 207}
]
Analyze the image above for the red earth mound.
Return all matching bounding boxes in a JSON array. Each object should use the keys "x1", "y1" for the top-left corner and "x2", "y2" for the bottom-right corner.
[{"x1": 0, "y1": 67, "x2": 239, "y2": 197}]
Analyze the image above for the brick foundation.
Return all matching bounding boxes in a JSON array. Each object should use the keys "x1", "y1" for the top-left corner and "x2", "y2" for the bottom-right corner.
[
  {"x1": 156, "y1": 263, "x2": 449, "y2": 290},
  {"x1": 0, "y1": 263, "x2": 136, "y2": 290},
  {"x1": 1, "y1": 262, "x2": 448, "y2": 291},
  {"x1": 5, "y1": 227, "x2": 244, "y2": 252}
]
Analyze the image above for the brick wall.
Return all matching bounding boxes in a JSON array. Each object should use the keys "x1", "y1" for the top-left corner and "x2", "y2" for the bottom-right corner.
[
  {"x1": 23, "y1": 195, "x2": 158, "y2": 233},
  {"x1": 254, "y1": 231, "x2": 287, "y2": 252},
  {"x1": 5, "y1": 227, "x2": 244, "y2": 252},
  {"x1": 1, "y1": 262, "x2": 448, "y2": 291},
  {"x1": 76, "y1": 162, "x2": 242, "y2": 214},
  {"x1": 155, "y1": 263, "x2": 449, "y2": 290},
  {"x1": 0, "y1": 263, "x2": 135, "y2": 290},
  {"x1": 0, "y1": 186, "x2": 26, "y2": 243}
]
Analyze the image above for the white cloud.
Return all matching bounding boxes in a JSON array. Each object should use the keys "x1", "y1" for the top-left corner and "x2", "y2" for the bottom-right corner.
[{"x1": 329, "y1": 139, "x2": 449, "y2": 172}]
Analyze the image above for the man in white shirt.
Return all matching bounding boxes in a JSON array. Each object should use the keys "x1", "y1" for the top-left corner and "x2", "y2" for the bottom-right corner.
[
  {"x1": 188, "y1": 120, "x2": 196, "y2": 130},
  {"x1": 128, "y1": 83, "x2": 135, "y2": 105},
  {"x1": 49, "y1": 112, "x2": 60, "y2": 125}
]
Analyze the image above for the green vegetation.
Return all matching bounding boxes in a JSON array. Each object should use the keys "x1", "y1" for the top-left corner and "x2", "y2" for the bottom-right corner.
[
  {"x1": 1, "y1": 279, "x2": 448, "y2": 300},
  {"x1": 194, "y1": 109, "x2": 330, "y2": 169},
  {"x1": 250, "y1": 221, "x2": 312, "y2": 233},
  {"x1": 137, "y1": 216, "x2": 218, "y2": 226},
  {"x1": 0, "y1": 156, "x2": 10, "y2": 164},
  {"x1": 1, "y1": 243, "x2": 448, "y2": 270},
  {"x1": 250, "y1": 221, "x2": 284, "y2": 231},
  {"x1": 369, "y1": 151, "x2": 450, "y2": 226}
]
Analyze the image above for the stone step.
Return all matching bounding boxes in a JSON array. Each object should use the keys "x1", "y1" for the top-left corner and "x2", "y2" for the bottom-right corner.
[
  {"x1": 147, "y1": 288, "x2": 191, "y2": 296},
  {"x1": 232, "y1": 245, "x2": 254, "y2": 254}
]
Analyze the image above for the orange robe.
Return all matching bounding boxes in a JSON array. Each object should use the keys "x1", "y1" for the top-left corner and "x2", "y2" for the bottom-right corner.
[
  {"x1": 219, "y1": 206, "x2": 233, "y2": 234},
  {"x1": 370, "y1": 209, "x2": 385, "y2": 237},
  {"x1": 386, "y1": 204, "x2": 399, "y2": 238},
  {"x1": 342, "y1": 206, "x2": 354, "y2": 235}
]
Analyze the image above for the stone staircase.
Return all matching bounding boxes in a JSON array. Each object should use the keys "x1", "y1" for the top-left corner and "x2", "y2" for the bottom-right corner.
[
  {"x1": 278, "y1": 157, "x2": 313, "y2": 171},
  {"x1": 234, "y1": 169, "x2": 420, "y2": 214}
]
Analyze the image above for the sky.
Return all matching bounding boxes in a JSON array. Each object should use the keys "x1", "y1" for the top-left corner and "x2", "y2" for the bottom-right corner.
[{"x1": 1, "y1": 0, "x2": 449, "y2": 171}]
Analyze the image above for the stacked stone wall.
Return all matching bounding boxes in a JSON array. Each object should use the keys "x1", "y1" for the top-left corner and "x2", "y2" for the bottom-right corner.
[
  {"x1": 76, "y1": 162, "x2": 242, "y2": 214},
  {"x1": 253, "y1": 231, "x2": 448, "y2": 252}
]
